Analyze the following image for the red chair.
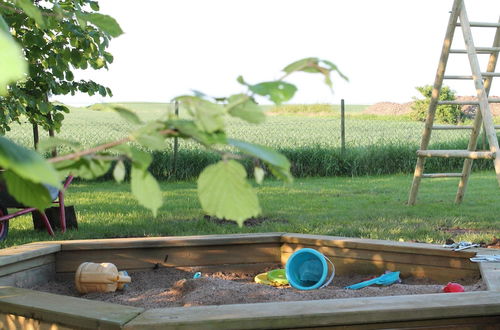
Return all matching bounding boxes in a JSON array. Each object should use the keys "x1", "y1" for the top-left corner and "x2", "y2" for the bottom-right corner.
[{"x1": 0, "y1": 175, "x2": 74, "y2": 241}]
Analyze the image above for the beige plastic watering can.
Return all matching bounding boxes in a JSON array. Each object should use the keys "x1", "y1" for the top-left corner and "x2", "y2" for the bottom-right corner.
[{"x1": 75, "y1": 262, "x2": 131, "y2": 293}]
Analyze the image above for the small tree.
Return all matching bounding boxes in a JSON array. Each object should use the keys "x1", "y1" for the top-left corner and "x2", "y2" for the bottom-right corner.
[
  {"x1": 0, "y1": 0, "x2": 120, "y2": 147},
  {"x1": 410, "y1": 85, "x2": 462, "y2": 124},
  {"x1": 0, "y1": 2, "x2": 347, "y2": 225}
]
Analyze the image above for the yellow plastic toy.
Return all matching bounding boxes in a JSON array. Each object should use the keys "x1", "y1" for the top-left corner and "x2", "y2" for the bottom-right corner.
[
  {"x1": 75, "y1": 262, "x2": 131, "y2": 293},
  {"x1": 254, "y1": 269, "x2": 288, "y2": 287}
]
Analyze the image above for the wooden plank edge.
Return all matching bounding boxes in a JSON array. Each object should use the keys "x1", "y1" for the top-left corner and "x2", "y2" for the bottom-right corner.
[
  {"x1": 280, "y1": 234, "x2": 477, "y2": 258},
  {"x1": 0, "y1": 286, "x2": 144, "y2": 330},
  {"x1": 123, "y1": 292, "x2": 500, "y2": 330},
  {"x1": 0, "y1": 254, "x2": 55, "y2": 277},
  {"x1": 0, "y1": 243, "x2": 60, "y2": 267},
  {"x1": 57, "y1": 233, "x2": 286, "y2": 251},
  {"x1": 479, "y1": 262, "x2": 500, "y2": 292},
  {"x1": 280, "y1": 246, "x2": 479, "y2": 272}
]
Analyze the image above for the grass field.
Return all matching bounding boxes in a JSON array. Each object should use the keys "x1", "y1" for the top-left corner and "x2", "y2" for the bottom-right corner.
[{"x1": 1, "y1": 171, "x2": 499, "y2": 248}]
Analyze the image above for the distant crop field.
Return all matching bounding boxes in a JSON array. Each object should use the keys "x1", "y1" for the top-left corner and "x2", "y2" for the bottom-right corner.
[
  {"x1": 6, "y1": 102, "x2": 471, "y2": 151},
  {"x1": 7, "y1": 102, "x2": 489, "y2": 179}
]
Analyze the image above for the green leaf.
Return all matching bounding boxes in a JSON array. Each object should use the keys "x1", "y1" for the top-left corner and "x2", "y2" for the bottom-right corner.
[
  {"x1": 130, "y1": 147, "x2": 152, "y2": 170},
  {"x1": 89, "y1": 1, "x2": 100, "y2": 11},
  {"x1": 226, "y1": 94, "x2": 265, "y2": 124},
  {"x1": 111, "y1": 106, "x2": 142, "y2": 124},
  {"x1": 0, "y1": 31, "x2": 27, "y2": 96},
  {"x1": 267, "y1": 163, "x2": 293, "y2": 183},
  {"x1": 15, "y1": 0, "x2": 45, "y2": 28},
  {"x1": 113, "y1": 160, "x2": 126, "y2": 182},
  {"x1": 283, "y1": 57, "x2": 348, "y2": 89},
  {"x1": 130, "y1": 167, "x2": 162, "y2": 217},
  {"x1": 2, "y1": 171, "x2": 53, "y2": 210},
  {"x1": 78, "y1": 13, "x2": 124, "y2": 37},
  {"x1": 174, "y1": 96, "x2": 225, "y2": 133},
  {"x1": 54, "y1": 157, "x2": 111, "y2": 180},
  {"x1": 170, "y1": 120, "x2": 226, "y2": 146},
  {"x1": 135, "y1": 132, "x2": 166, "y2": 150},
  {"x1": 227, "y1": 138, "x2": 290, "y2": 169},
  {"x1": 283, "y1": 57, "x2": 319, "y2": 74},
  {"x1": 0, "y1": 136, "x2": 60, "y2": 187},
  {"x1": 0, "y1": 16, "x2": 9, "y2": 33},
  {"x1": 197, "y1": 160, "x2": 261, "y2": 226},
  {"x1": 38, "y1": 137, "x2": 81, "y2": 153},
  {"x1": 254, "y1": 167, "x2": 265, "y2": 185},
  {"x1": 249, "y1": 81, "x2": 297, "y2": 105},
  {"x1": 89, "y1": 104, "x2": 142, "y2": 124},
  {"x1": 227, "y1": 139, "x2": 292, "y2": 183}
]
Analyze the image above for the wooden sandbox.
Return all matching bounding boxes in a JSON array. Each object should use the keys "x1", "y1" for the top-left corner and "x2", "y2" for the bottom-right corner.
[{"x1": 0, "y1": 233, "x2": 499, "y2": 329}]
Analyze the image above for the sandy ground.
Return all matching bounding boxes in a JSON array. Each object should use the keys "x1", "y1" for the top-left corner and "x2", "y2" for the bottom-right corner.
[{"x1": 28, "y1": 267, "x2": 485, "y2": 309}]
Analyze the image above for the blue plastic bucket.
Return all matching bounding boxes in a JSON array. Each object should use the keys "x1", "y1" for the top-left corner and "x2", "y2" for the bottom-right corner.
[{"x1": 285, "y1": 248, "x2": 335, "y2": 290}]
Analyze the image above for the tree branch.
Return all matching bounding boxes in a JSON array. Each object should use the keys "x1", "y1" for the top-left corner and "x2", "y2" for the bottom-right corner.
[{"x1": 48, "y1": 128, "x2": 177, "y2": 163}]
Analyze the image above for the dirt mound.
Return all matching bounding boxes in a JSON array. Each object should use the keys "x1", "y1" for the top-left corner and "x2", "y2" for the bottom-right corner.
[
  {"x1": 457, "y1": 96, "x2": 500, "y2": 117},
  {"x1": 363, "y1": 96, "x2": 500, "y2": 116},
  {"x1": 362, "y1": 102, "x2": 413, "y2": 116}
]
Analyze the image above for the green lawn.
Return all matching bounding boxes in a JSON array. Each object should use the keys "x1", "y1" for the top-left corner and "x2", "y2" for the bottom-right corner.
[{"x1": 2, "y1": 171, "x2": 499, "y2": 248}]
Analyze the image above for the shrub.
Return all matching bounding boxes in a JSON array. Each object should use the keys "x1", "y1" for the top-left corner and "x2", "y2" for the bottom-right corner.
[{"x1": 410, "y1": 85, "x2": 462, "y2": 124}]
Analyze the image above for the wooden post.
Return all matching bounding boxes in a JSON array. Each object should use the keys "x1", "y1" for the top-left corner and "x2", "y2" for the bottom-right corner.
[
  {"x1": 340, "y1": 99, "x2": 345, "y2": 153},
  {"x1": 408, "y1": 0, "x2": 463, "y2": 205},
  {"x1": 455, "y1": 13, "x2": 500, "y2": 203},
  {"x1": 172, "y1": 101, "x2": 179, "y2": 177}
]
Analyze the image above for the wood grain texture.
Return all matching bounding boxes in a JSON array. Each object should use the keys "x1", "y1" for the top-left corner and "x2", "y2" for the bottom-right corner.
[
  {"x1": 280, "y1": 234, "x2": 476, "y2": 258},
  {"x1": 123, "y1": 291, "x2": 500, "y2": 330},
  {"x1": 0, "y1": 286, "x2": 143, "y2": 330},
  {"x1": 57, "y1": 233, "x2": 284, "y2": 251},
  {"x1": 280, "y1": 252, "x2": 478, "y2": 282},
  {"x1": 57, "y1": 243, "x2": 281, "y2": 273},
  {"x1": 281, "y1": 243, "x2": 478, "y2": 270},
  {"x1": 0, "y1": 263, "x2": 55, "y2": 287}
]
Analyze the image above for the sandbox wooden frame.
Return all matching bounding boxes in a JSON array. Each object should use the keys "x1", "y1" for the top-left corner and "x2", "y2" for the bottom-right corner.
[{"x1": 0, "y1": 233, "x2": 499, "y2": 329}]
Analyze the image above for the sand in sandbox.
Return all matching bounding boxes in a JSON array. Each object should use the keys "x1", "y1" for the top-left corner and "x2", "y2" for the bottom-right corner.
[{"x1": 28, "y1": 267, "x2": 485, "y2": 309}]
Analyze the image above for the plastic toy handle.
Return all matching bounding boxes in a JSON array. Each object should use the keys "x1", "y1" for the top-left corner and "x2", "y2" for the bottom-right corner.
[
  {"x1": 345, "y1": 277, "x2": 379, "y2": 290},
  {"x1": 319, "y1": 256, "x2": 335, "y2": 289},
  {"x1": 117, "y1": 274, "x2": 131, "y2": 283}
]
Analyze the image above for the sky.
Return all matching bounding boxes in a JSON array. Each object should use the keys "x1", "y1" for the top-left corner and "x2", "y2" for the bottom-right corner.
[{"x1": 55, "y1": 0, "x2": 500, "y2": 106}]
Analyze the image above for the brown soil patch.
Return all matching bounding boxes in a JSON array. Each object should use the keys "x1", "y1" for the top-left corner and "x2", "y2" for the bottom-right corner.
[
  {"x1": 28, "y1": 267, "x2": 484, "y2": 309},
  {"x1": 362, "y1": 96, "x2": 500, "y2": 116},
  {"x1": 363, "y1": 102, "x2": 414, "y2": 116}
]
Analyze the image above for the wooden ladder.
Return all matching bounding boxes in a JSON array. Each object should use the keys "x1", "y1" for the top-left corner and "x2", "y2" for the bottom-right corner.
[{"x1": 408, "y1": 0, "x2": 500, "y2": 205}]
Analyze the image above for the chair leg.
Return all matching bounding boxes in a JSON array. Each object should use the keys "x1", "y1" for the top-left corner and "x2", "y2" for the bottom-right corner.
[{"x1": 58, "y1": 191, "x2": 66, "y2": 233}]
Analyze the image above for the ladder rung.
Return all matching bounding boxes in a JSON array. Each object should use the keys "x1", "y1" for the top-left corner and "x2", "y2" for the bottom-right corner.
[
  {"x1": 450, "y1": 47, "x2": 500, "y2": 54},
  {"x1": 482, "y1": 72, "x2": 500, "y2": 77},
  {"x1": 432, "y1": 125, "x2": 500, "y2": 130},
  {"x1": 444, "y1": 75, "x2": 474, "y2": 80},
  {"x1": 421, "y1": 173, "x2": 463, "y2": 178},
  {"x1": 444, "y1": 73, "x2": 500, "y2": 79},
  {"x1": 438, "y1": 99, "x2": 500, "y2": 105},
  {"x1": 416, "y1": 150, "x2": 495, "y2": 159},
  {"x1": 457, "y1": 22, "x2": 500, "y2": 28}
]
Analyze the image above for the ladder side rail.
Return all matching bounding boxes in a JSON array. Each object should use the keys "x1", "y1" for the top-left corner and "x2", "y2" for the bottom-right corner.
[
  {"x1": 456, "y1": 17, "x2": 500, "y2": 203},
  {"x1": 458, "y1": 12, "x2": 500, "y2": 203},
  {"x1": 408, "y1": 0, "x2": 463, "y2": 205}
]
